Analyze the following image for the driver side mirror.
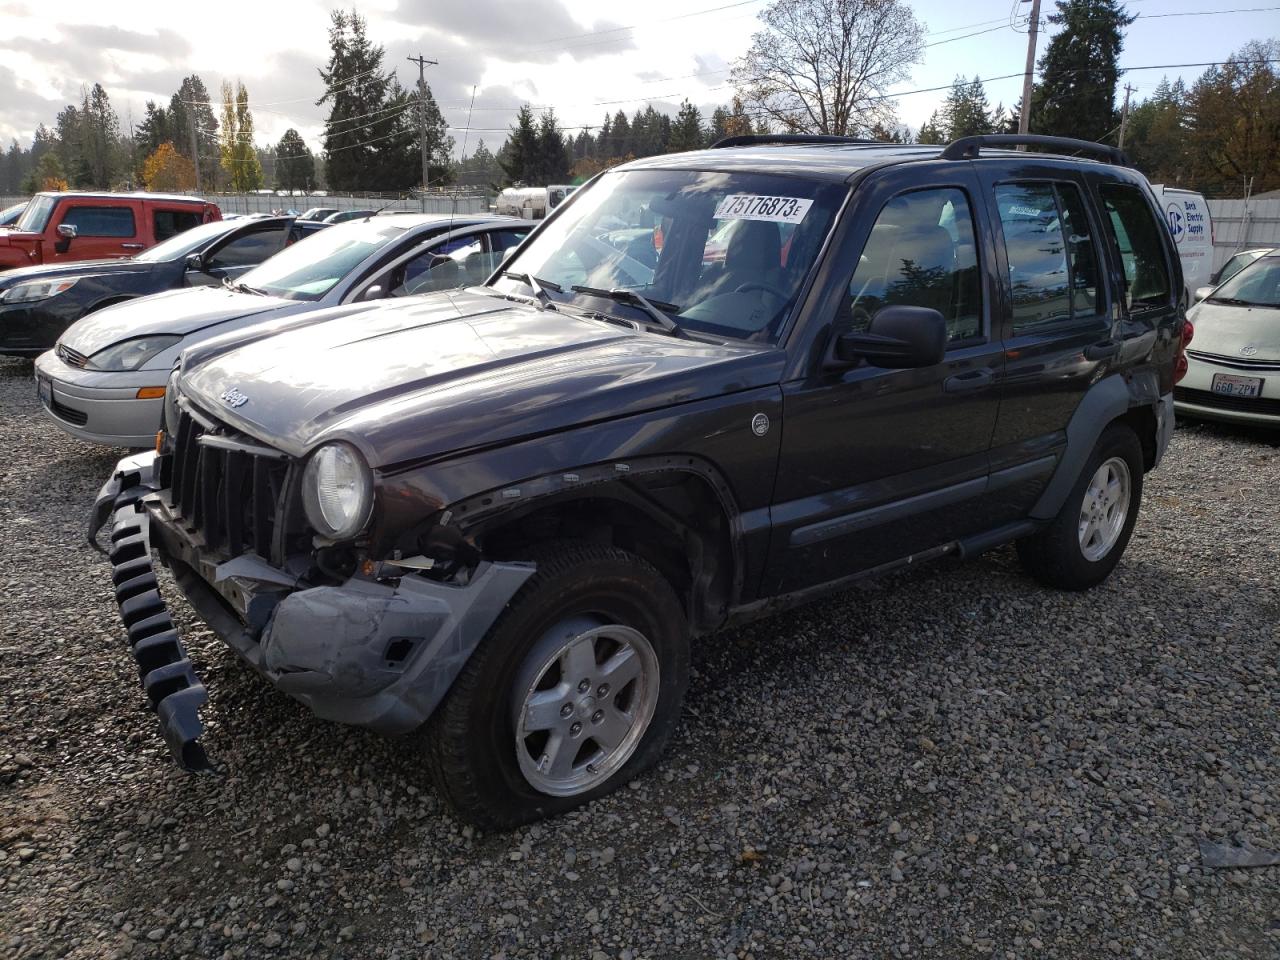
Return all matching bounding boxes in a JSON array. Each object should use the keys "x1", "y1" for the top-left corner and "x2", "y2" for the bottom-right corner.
[
  {"x1": 358, "y1": 283, "x2": 384, "y2": 302},
  {"x1": 56, "y1": 223, "x2": 77, "y2": 240},
  {"x1": 832, "y1": 305, "x2": 947, "y2": 369},
  {"x1": 1193, "y1": 286, "x2": 1214, "y2": 303},
  {"x1": 185, "y1": 253, "x2": 205, "y2": 272}
]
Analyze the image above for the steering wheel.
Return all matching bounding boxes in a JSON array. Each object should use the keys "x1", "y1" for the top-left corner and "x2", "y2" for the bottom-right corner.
[{"x1": 734, "y1": 281, "x2": 789, "y2": 300}]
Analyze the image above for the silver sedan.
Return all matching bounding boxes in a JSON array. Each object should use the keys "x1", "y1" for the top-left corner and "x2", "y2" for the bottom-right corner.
[{"x1": 34, "y1": 214, "x2": 533, "y2": 446}]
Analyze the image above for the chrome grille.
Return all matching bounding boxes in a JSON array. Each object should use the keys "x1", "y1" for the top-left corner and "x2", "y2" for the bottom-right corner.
[
  {"x1": 1187, "y1": 349, "x2": 1280, "y2": 372},
  {"x1": 56, "y1": 342, "x2": 89, "y2": 368}
]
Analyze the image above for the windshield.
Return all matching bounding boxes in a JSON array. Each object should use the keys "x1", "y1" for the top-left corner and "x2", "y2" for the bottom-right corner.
[
  {"x1": 237, "y1": 219, "x2": 410, "y2": 301},
  {"x1": 1210, "y1": 255, "x2": 1280, "y2": 307},
  {"x1": 496, "y1": 168, "x2": 846, "y2": 341},
  {"x1": 15, "y1": 195, "x2": 56, "y2": 233},
  {"x1": 134, "y1": 220, "x2": 236, "y2": 262}
]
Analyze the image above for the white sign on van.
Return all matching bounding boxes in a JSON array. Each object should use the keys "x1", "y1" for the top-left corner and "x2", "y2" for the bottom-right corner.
[{"x1": 1165, "y1": 199, "x2": 1207, "y2": 246}]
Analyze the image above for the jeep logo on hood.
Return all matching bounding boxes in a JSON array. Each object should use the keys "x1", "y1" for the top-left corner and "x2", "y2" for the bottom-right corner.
[{"x1": 219, "y1": 386, "x2": 249, "y2": 408}]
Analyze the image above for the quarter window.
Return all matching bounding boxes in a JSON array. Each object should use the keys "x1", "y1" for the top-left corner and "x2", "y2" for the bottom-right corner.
[
  {"x1": 154, "y1": 209, "x2": 202, "y2": 242},
  {"x1": 846, "y1": 187, "x2": 983, "y2": 343},
  {"x1": 1099, "y1": 184, "x2": 1171, "y2": 312},
  {"x1": 996, "y1": 182, "x2": 1103, "y2": 332},
  {"x1": 60, "y1": 205, "x2": 136, "y2": 238}
]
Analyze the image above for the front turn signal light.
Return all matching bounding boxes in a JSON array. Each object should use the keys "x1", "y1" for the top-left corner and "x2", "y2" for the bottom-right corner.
[{"x1": 136, "y1": 386, "x2": 166, "y2": 400}]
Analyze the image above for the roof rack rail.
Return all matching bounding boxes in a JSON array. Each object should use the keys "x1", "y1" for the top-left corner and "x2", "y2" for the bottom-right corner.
[
  {"x1": 941, "y1": 134, "x2": 1130, "y2": 166},
  {"x1": 709, "y1": 134, "x2": 883, "y2": 149}
]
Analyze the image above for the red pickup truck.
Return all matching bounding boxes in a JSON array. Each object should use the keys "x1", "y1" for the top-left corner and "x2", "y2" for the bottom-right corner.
[{"x1": 0, "y1": 192, "x2": 221, "y2": 270}]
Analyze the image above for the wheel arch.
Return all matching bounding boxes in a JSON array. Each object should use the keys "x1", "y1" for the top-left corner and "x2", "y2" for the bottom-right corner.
[
  {"x1": 442, "y1": 458, "x2": 744, "y2": 634},
  {"x1": 1030, "y1": 370, "x2": 1164, "y2": 521}
]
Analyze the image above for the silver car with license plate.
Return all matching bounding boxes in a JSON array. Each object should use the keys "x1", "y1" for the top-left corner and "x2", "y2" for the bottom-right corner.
[{"x1": 1176, "y1": 252, "x2": 1280, "y2": 427}]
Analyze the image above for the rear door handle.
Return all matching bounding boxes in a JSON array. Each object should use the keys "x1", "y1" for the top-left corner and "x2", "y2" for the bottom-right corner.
[
  {"x1": 944, "y1": 367, "x2": 994, "y2": 393},
  {"x1": 1084, "y1": 339, "x2": 1120, "y2": 361},
  {"x1": 121, "y1": 243, "x2": 145, "y2": 250}
]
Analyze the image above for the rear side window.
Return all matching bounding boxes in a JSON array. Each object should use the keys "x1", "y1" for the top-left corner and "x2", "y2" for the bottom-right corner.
[
  {"x1": 996, "y1": 182, "x2": 1103, "y2": 332},
  {"x1": 154, "y1": 209, "x2": 202, "y2": 242},
  {"x1": 61, "y1": 205, "x2": 136, "y2": 238},
  {"x1": 845, "y1": 187, "x2": 983, "y2": 343},
  {"x1": 206, "y1": 225, "x2": 290, "y2": 269},
  {"x1": 1099, "y1": 184, "x2": 1171, "y2": 312}
]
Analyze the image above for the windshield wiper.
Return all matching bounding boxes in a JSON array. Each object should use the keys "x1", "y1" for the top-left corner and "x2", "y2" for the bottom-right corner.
[
  {"x1": 222, "y1": 276, "x2": 265, "y2": 297},
  {"x1": 570, "y1": 285, "x2": 684, "y2": 336},
  {"x1": 501, "y1": 271, "x2": 561, "y2": 310},
  {"x1": 1208, "y1": 295, "x2": 1260, "y2": 307}
]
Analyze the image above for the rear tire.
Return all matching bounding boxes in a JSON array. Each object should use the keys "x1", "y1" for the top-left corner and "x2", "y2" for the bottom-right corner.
[
  {"x1": 423, "y1": 541, "x2": 689, "y2": 829},
  {"x1": 1017, "y1": 423, "x2": 1144, "y2": 591}
]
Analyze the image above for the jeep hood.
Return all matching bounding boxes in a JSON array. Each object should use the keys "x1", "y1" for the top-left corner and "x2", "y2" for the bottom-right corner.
[
  {"x1": 61, "y1": 286, "x2": 291, "y2": 356},
  {"x1": 1189, "y1": 300, "x2": 1280, "y2": 361},
  {"x1": 181, "y1": 289, "x2": 783, "y2": 466}
]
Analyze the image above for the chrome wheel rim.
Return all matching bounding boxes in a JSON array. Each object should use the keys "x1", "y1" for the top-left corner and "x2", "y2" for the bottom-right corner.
[
  {"x1": 512, "y1": 616, "x2": 660, "y2": 797},
  {"x1": 1078, "y1": 456, "x2": 1131, "y2": 562}
]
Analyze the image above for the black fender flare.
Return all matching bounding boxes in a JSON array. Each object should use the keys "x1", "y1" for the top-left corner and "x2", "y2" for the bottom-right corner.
[{"x1": 1030, "y1": 370, "x2": 1160, "y2": 521}]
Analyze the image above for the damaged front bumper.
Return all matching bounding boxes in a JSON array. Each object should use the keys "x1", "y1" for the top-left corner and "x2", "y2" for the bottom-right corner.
[{"x1": 91, "y1": 452, "x2": 535, "y2": 769}]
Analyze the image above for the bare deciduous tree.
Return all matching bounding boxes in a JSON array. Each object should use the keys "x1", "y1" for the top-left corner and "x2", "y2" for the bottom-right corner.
[{"x1": 732, "y1": 0, "x2": 925, "y2": 137}]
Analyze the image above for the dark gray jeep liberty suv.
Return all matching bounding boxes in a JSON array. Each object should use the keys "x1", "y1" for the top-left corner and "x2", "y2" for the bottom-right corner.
[{"x1": 90, "y1": 134, "x2": 1191, "y2": 828}]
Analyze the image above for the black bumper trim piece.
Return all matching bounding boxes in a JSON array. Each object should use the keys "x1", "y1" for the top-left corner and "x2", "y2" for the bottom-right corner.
[{"x1": 104, "y1": 489, "x2": 212, "y2": 772}]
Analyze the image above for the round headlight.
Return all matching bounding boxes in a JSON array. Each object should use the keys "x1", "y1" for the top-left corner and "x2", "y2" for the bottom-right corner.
[{"x1": 301, "y1": 442, "x2": 373, "y2": 540}]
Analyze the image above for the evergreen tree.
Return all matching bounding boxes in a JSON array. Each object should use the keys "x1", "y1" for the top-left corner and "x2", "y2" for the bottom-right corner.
[
  {"x1": 536, "y1": 110, "x2": 569, "y2": 182},
  {"x1": 608, "y1": 111, "x2": 631, "y2": 159},
  {"x1": 1183, "y1": 40, "x2": 1280, "y2": 195},
  {"x1": 1031, "y1": 0, "x2": 1135, "y2": 141},
  {"x1": 1123, "y1": 77, "x2": 1189, "y2": 183},
  {"x1": 80, "y1": 83, "x2": 119, "y2": 188},
  {"x1": 274, "y1": 129, "x2": 316, "y2": 192},
  {"x1": 318, "y1": 9, "x2": 398, "y2": 191},
  {"x1": 669, "y1": 100, "x2": 705, "y2": 152},
  {"x1": 499, "y1": 105, "x2": 540, "y2": 184},
  {"x1": 916, "y1": 110, "x2": 945, "y2": 144},
  {"x1": 168, "y1": 75, "x2": 220, "y2": 188},
  {"x1": 393, "y1": 77, "x2": 453, "y2": 188},
  {"x1": 54, "y1": 105, "x2": 85, "y2": 186}
]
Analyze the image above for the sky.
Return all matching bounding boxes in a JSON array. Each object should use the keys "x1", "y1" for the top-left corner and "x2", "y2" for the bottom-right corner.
[{"x1": 0, "y1": 0, "x2": 1275, "y2": 158}]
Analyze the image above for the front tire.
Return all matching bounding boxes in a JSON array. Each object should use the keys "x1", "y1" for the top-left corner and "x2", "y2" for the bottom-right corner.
[
  {"x1": 424, "y1": 541, "x2": 689, "y2": 829},
  {"x1": 1017, "y1": 423, "x2": 1144, "y2": 591}
]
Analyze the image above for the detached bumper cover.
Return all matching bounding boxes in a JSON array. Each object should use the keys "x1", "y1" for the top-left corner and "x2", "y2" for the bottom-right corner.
[
  {"x1": 91, "y1": 452, "x2": 211, "y2": 770},
  {"x1": 90, "y1": 452, "x2": 536, "y2": 771}
]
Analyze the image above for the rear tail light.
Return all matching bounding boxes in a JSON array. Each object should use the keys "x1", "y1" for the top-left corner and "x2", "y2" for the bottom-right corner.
[{"x1": 1173, "y1": 319, "x2": 1194, "y2": 384}]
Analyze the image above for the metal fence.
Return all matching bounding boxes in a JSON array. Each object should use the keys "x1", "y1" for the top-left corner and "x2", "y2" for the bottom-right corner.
[
  {"x1": 1207, "y1": 198, "x2": 1280, "y2": 272},
  {"x1": 0, "y1": 192, "x2": 494, "y2": 217}
]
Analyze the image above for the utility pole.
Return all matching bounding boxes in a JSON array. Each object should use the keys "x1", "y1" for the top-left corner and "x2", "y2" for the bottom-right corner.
[
  {"x1": 187, "y1": 107, "x2": 202, "y2": 193},
  {"x1": 1017, "y1": 0, "x2": 1043, "y2": 139},
  {"x1": 407, "y1": 54, "x2": 438, "y2": 206},
  {"x1": 1118, "y1": 83, "x2": 1136, "y2": 149}
]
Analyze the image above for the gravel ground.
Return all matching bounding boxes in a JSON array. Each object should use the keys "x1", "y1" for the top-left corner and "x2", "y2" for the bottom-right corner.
[{"x1": 2, "y1": 353, "x2": 1278, "y2": 960}]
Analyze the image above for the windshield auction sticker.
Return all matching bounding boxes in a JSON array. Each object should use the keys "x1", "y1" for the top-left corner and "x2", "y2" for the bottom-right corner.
[{"x1": 714, "y1": 195, "x2": 813, "y2": 223}]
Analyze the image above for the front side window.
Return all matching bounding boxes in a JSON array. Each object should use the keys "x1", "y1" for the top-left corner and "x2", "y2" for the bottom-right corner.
[
  {"x1": 61, "y1": 205, "x2": 136, "y2": 238},
  {"x1": 996, "y1": 181, "x2": 1102, "y2": 332},
  {"x1": 391, "y1": 237, "x2": 497, "y2": 296},
  {"x1": 845, "y1": 187, "x2": 983, "y2": 343},
  {"x1": 496, "y1": 168, "x2": 846, "y2": 341},
  {"x1": 1099, "y1": 183, "x2": 1172, "y2": 312},
  {"x1": 206, "y1": 225, "x2": 290, "y2": 269}
]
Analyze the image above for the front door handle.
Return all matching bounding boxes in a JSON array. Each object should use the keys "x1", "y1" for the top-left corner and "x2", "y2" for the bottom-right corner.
[
  {"x1": 1084, "y1": 339, "x2": 1120, "y2": 361},
  {"x1": 121, "y1": 242, "x2": 145, "y2": 250},
  {"x1": 944, "y1": 367, "x2": 994, "y2": 393}
]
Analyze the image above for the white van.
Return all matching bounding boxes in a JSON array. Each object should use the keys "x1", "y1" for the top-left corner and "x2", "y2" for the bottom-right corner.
[{"x1": 1154, "y1": 185, "x2": 1213, "y2": 301}]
